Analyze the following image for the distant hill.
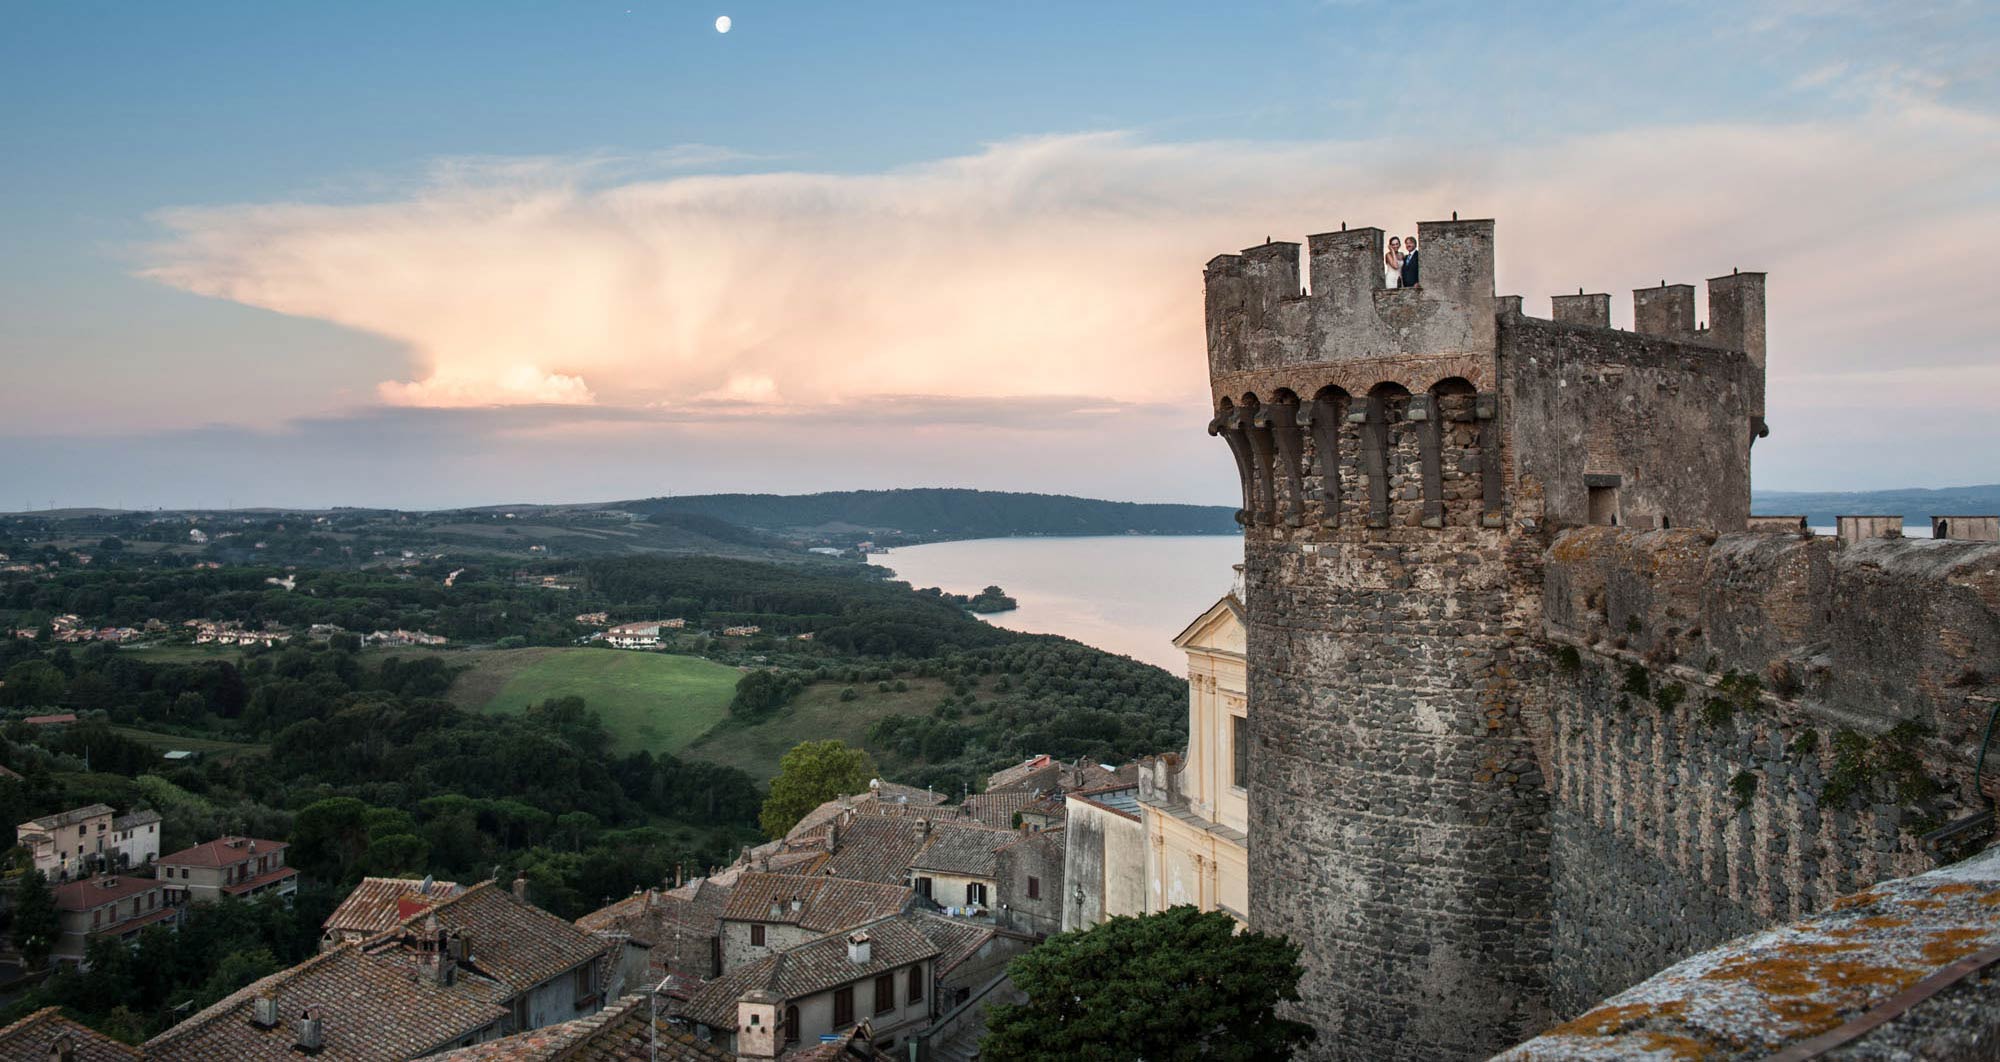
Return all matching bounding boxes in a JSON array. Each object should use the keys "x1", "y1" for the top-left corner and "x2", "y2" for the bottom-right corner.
[
  {"x1": 622, "y1": 489, "x2": 1241, "y2": 542},
  {"x1": 1752, "y1": 484, "x2": 2000, "y2": 528}
]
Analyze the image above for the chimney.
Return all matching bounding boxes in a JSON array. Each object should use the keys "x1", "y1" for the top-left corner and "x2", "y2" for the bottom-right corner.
[
  {"x1": 847, "y1": 932, "x2": 872, "y2": 965},
  {"x1": 434, "y1": 929, "x2": 455, "y2": 986},
  {"x1": 790, "y1": 896, "x2": 803, "y2": 914},
  {"x1": 47, "y1": 1033, "x2": 75, "y2": 1062},
  {"x1": 250, "y1": 994, "x2": 281, "y2": 1029},
  {"x1": 827, "y1": 817, "x2": 840, "y2": 850},
  {"x1": 293, "y1": 1007, "x2": 324, "y2": 1053},
  {"x1": 511, "y1": 875, "x2": 528, "y2": 903},
  {"x1": 913, "y1": 818, "x2": 931, "y2": 839}
]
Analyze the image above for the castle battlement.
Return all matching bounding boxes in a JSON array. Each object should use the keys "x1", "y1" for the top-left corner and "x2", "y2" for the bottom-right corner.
[
  {"x1": 1211, "y1": 215, "x2": 1791, "y2": 1061},
  {"x1": 1207, "y1": 219, "x2": 1765, "y2": 538}
]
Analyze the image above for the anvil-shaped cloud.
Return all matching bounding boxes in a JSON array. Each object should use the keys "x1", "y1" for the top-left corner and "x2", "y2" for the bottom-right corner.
[{"x1": 137, "y1": 99, "x2": 1998, "y2": 499}]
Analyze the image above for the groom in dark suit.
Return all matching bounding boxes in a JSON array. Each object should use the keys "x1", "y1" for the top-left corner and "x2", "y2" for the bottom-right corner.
[{"x1": 1398, "y1": 235, "x2": 1420, "y2": 287}]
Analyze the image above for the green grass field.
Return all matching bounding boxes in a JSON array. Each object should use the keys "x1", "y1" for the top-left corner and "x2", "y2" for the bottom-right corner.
[
  {"x1": 474, "y1": 648, "x2": 743, "y2": 756},
  {"x1": 111, "y1": 726, "x2": 267, "y2": 759},
  {"x1": 683, "y1": 677, "x2": 953, "y2": 782},
  {"x1": 122, "y1": 644, "x2": 245, "y2": 664}
]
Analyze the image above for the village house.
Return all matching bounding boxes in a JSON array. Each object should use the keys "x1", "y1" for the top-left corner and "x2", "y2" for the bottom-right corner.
[
  {"x1": 51, "y1": 873, "x2": 178, "y2": 965},
  {"x1": 673, "y1": 915, "x2": 940, "y2": 1057},
  {"x1": 1061, "y1": 783, "x2": 1146, "y2": 930},
  {"x1": 718, "y1": 873, "x2": 914, "y2": 974},
  {"x1": 720, "y1": 625, "x2": 762, "y2": 637},
  {"x1": 321, "y1": 876, "x2": 464, "y2": 950},
  {"x1": 144, "y1": 879, "x2": 629, "y2": 1060},
  {"x1": 17, "y1": 804, "x2": 157, "y2": 880},
  {"x1": 158, "y1": 836, "x2": 298, "y2": 904},
  {"x1": 906, "y1": 820, "x2": 1016, "y2": 914},
  {"x1": 578, "y1": 877, "x2": 735, "y2": 984},
  {"x1": 108, "y1": 809, "x2": 162, "y2": 870},
  {"x1": 365, "y1": 629, "x2": 448, "y2": 647},
  {"x1": 17, "y1": 803, "x2": 114, "y2": 880}
]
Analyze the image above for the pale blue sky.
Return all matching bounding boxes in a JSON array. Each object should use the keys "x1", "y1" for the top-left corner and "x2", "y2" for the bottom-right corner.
[{"x1": 3, "y1": 1, "x2": 1996, "y2": 508}]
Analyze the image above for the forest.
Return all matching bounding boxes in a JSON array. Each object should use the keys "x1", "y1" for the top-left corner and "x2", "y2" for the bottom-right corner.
[{"x1": 0, "y1": 540, "x2": 1187, "y2": 1038}]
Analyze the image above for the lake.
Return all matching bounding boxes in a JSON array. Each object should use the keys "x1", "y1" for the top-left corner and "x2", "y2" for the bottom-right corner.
[{"x1": 874, "y1": 534, "x2": 1244, "y2": 672}]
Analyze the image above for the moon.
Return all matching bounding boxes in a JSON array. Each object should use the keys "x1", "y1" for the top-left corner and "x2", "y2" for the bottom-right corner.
[{"x1": 715, "y1": 15, "x2": 731, "y2": 33}]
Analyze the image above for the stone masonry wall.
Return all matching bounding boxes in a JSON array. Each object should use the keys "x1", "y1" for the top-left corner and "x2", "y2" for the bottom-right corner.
[{"x1": 1540, "y1": 527, "x2": 2000, "y2": 1014}]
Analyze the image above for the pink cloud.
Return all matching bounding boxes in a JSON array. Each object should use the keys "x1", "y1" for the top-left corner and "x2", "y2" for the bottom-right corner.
[{"x1": 139, "y1": 102, "x2": 1999, "y2": 496}]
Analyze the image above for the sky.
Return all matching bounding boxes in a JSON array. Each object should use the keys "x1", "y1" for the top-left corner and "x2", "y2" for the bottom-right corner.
[{"x1": 2, "y1": 1, "x2": 1996, "y2": 511}]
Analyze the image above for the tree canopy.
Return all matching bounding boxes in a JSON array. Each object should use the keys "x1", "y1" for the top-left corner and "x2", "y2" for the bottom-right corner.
[
  {"x1": 759, "y1": 739, "x2": 877, "y2": 839},
  {"x1": 982, "y1": 906, "x2": 1316, "y2": 1062}
]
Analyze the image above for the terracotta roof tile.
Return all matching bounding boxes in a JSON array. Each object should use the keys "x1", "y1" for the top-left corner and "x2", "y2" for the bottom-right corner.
[
  {"x1": 0, "y1": 1007, "x2": 139, "y2": 1061},
  {"x1": 576, "y1": 879, "x2": 731, "y2": 981},
  {"x1": 815, "y1": 816, "x2": 933, "y2": 886},
  {"x1": 324, "y1": 877, "x2": 464, "y2": 938},
  {"x1": 674, "y1": 916, "x2": 941, "y2": 1030},
  {"x1": 142, "y1": 945, "x2": 508, "y2": 1061},
  {"x1": 720, "y1": 874, "x2": 913, "y2": 934},
  {"x1": 158, "y1": 835, "x2": 286, "y2": 868},
  {"x1": 369, "y1": 882, "x2": 614, "y2": 998},
  {"x1": 432, "y1": 993, "x2": 730, "y2": 1061},
  {"x1": 909, "y1": 822, "x2": 1016, "y2": 879},
  {"x1": 905, "y1": 910, "x2": 997, "y2": 979},
  {"x1": 53, "y1": 874, "x2": 161, "y2": 912}
]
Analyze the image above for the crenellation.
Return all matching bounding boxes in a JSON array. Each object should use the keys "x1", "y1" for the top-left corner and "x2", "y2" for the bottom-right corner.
[
  {"x1": 1549, "y1": 290, "x2": 1611, "y2": 328},
  {"x1": 1631, "y1": 281, "x2": 1697, "y2": 340},
  {"x1": 1706, "y1": 269, "x2": 1768, "y2": 374}
]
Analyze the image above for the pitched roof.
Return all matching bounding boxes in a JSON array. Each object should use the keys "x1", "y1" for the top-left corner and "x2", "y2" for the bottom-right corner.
[
  {"x1": 54, "y1": 874, "x2": 161, "y2": 912},
  {"x1": 577, "y1": 879, "x2": 731, "y2": 983},
  {"x1": 983, "y1": 755, "x2": 1056, "y2": 792},
  {"x1": 719, "y1": 873, "x2": 913, "y2": 933},
  {"x1": 1171, "y1": 592, "x2": 1246, "y2": 651},
  {"x1": 0, "y1": 1006, "x2": 140, "y2": 1061},
  {"x1": 786, "y1": 1025, "x2": 897, "y2": 1061},
  {"x1": 674, "y1": 916, "x2": 942, "y2": 1030},
  {"x1": 909, "y1": 822, "x2": 1016, "y2": 878},
  {"x1": 431, "y1": 993, "x2": 730, "y2": 1061},
  {"x1": 142, "y1": 944, "x2": 508, "y2": 1061},
  {"x1": 324, "y1": 877, "x2": 464, "y2": 938},
  {"x1": 111, "y1": 809, "x2": 161, "y2": 831},
  {"x1": 368, "y1": 882, "x2": 613, "y2": 995},
  {"x1": 22, "y1": 803, "x2": 114, "y2": 831},
  {"x1": 159, "y1": 835, "x2": 286, "y2": 867},
  {"x1": 905, "y1": 910, "x2": 998, "y2": 979},
  {"x1": 815, "y1": 816, "x2": 934, "y2": 886},
  {"x1": 955, "y1": 789, "x2": 1044, "y2": 830}
]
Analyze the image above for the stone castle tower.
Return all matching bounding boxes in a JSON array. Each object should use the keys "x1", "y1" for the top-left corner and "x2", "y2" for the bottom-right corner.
[{"x1": 1204, "y1": 219, "x2": 1766, "y2": 1059}]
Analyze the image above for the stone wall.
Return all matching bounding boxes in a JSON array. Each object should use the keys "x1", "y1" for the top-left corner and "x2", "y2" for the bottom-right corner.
[
  {"x1": 1540, "y1": 527, "x2": 2000, "y2": 1013},
  {"x1": 1501, "y1": 314, "x2": 1761, "y2": 533}
]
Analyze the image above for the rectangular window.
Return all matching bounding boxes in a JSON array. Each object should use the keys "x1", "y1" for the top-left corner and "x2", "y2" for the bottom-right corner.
[
  {"x1": 572, "y1": 965, "x2": 592, "y2": 1003},
  {"x1": 907, "y1": 965, "x2": 924, "y2": 1003},
  {"x1": 750, "y1": 923, "x2": 765, "y2": 946},
  {"x1": 832, "y1": 986, "x2": 854, "y2": 1027},
  {"x1": 874, "y1": 973, "x2": 895, "y2": 1015},
  {"x1": 914, "y1": 876, "x2": 932, "y2": 900},
  {"x1": 1587, "y1": 484, "x2": 1619, "y2": 526},
  {"x1": 1027, "y1": 876, "x2": 1040, "y2": 900},
  {"x1": 966, "y1": 882, "x2": 988, "y2": 906},
  {"x1": 1231, "y1": 715, "x2": 1249, "y2": 789}
]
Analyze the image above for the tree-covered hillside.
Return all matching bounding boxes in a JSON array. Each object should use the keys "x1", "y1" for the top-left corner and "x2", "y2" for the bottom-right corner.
[{"x1": 625, "y1": 488, "x2": 1240, "y2": 541}]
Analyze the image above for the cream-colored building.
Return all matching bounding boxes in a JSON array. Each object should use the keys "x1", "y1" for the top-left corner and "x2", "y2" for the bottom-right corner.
[
  {"x1": 1063, "y1": 588, "x2": 1251, "y2": 930},
  {"x1": 1138, "y1": 593, "x2": 1250, "y2": 924}
]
